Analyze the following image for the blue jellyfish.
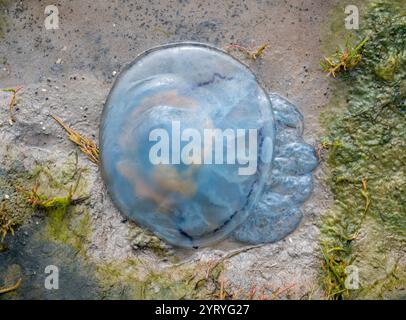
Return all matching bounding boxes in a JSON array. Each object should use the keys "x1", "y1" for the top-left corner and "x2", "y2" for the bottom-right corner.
[{"x1": 100, "y1": 43, "x2": 317, "y2": 248}]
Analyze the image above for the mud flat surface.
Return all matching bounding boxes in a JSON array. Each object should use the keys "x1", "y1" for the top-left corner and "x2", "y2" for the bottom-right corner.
[{"x1": 0, "y1": 0, "x2": 404, "y2": 299}]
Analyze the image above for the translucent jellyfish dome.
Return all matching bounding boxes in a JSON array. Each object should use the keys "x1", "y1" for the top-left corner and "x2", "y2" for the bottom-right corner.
[{"x1": 100, "y1": 43, "x2": 276, "y2": 248}]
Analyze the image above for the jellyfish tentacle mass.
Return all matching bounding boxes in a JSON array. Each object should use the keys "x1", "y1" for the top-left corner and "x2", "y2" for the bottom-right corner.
[
  {"x1": 100, "y1": 42, "x2": 317, "y2": 248},
  {"x1": 233, "y1": 94, "x2": 318, "y2": 244}
]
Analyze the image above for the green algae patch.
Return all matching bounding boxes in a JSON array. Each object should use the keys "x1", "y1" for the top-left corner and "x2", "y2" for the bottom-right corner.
[
  {"x1": 142, "y1": 260, "x2": 225, "y2": 299},
  {"x1": 45, "y1": 206, "x2": 92, "y2": 255},
  {"x1": 142, "y1": 272, "x2": 196, "y2": 300},
  {"x1": 1, "y1": 151, "x2": 224, "y2": 300},
  {"x1": 95, "y1": 257, "x2": 225, "y2": 300},
  {"x1": 95, "y1": 260, "x2": 145, "y2": 299},
  {"x1": 319, "y1": 0, "x2": 406, "y2": 299},
  {"x1": 27, "y1": 157, "x2": 93, "y2": 255},
  {"x1": 321, "y1": 0, "x2": 370, "y2": 56},
  {"x1": 0, "y1": 164, "x2": 37, "y2": 245}
]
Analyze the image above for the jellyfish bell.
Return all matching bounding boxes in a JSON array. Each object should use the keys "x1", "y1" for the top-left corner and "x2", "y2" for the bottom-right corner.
[{"x1": 100, "y1": 42, "x2": 276, "y2": 248}]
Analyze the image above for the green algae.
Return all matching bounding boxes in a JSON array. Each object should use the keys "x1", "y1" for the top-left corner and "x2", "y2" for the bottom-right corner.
[
  {"x1": 16, "y1": 157, "x2": 223, "y2": 299},
  {"x1": 321, "y1": 0, "x2": 370, "y2": 55},
  {"x1": 141, "y1": 262, "x2": 224, "y2": 300},
  {"x1": 0, "y1": 148, "x2": 93, "y2": 252},
  {"x1": 95, "y1": 260, "x2": 144, "y2": 299},
  {"x1": 142, "y1": 272, "x2": 196, "y2": 300},
  {"x1": 319, "y1": 0, "x2": 406, "y2": 299},
  {"x1": 95, "y1": 257, "x2": 225, "y2": 300},
  {"x1": 1, "y1": 152, "x2": 224, "y2": 300},
  {"x1": 44, "y1": 206, "x2": 91, "y2": 255},
  {"x1": 1, "y1": 155, "x2": 97, "y2": 299},
  {"x1": 28, "y1": 158, "x2": 92, "y2": 255},
  {"x1": 0, "y1": 167, "x2": 36, "y2": 244}
]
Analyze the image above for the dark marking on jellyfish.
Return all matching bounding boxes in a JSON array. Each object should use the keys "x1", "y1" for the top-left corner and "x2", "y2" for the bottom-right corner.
[
  {"x1": 257, "y1": 128, "x2": 265, "y2": 162},
  {"x1": 212, "y1": 210, "x2": 239, "y2": 233},
  {"x1": 178, "y1": 228, "x2": 194, "y2": 241},
  {"x1": 210, "y1": 180, "x2": 258, "y2": 235},
  {"x1": 195, "y1": 72, "x2": 234, "y2": 87}
]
